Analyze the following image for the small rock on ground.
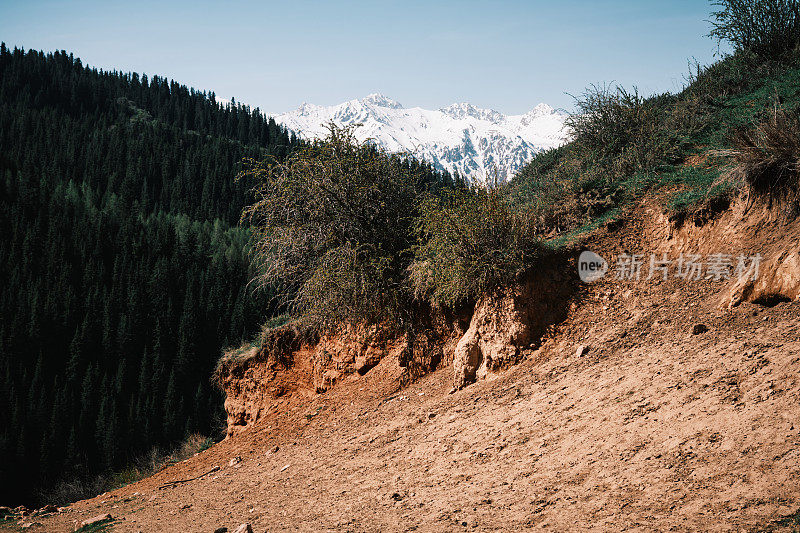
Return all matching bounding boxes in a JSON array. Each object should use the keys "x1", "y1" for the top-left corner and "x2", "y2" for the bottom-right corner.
[{"x1": 75, "y1": 513, "x2": 112, "y2": 531}]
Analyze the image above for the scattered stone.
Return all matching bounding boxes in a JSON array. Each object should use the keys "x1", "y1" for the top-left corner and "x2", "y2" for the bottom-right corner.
[
  {"x1": 280, "y1": 464, "x2": 291, "y2": 472},
  {"x1": 692, "y1": 324, "x2": 709, "y2": 335},
  {"x1": 576, "y1": 345, "x2": 590, "y2": 357},
  {"x1": 229, "y1": 456, "x2": 242, "y2": 467},
  {"x1": 213, "y1": 528, "x2": 228, "y2": 533},
  {"x1": 34, "y1": 504, "x2": 57, "y2": 516},
  {"x1": 267, "y1": 445, "x2": 280, "y2": 455},
  {"x1": 20, "y1": 521, "x2": 40, "y2": 529},
  {"x1": 391, "y1": 492, "x2": 404, "y2": 501},
  {"x1": 76, "y1": 513, "x2": 113, "y2": 530},
  {"x1": 232, "y1": 524, "x2": 253, "y2": 533},
  {"x1": 0, "y1": 506, "x2": 12, "y2": 517},
  {"x1": 428, "y1": 413, "x2": 437, "y2": 419}
]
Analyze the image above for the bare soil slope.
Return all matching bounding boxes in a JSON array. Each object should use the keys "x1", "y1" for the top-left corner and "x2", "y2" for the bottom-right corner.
[{"x1": 27, "y1": 198, "x2": 800, "y2": 532}]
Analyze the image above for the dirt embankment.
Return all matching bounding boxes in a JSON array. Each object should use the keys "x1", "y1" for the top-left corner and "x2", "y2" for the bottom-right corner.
[
  {"x1": 216, "y1": 312, "x2": 468, "y2": 438},
  {"x1": 27, "y1": 195, "x2": 800, "y2": 532},
  {"x1": 216, "y1": 254, "x2": 577, "y2": 438}
]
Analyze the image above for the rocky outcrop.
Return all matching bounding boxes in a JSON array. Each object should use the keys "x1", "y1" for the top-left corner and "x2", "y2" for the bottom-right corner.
[
  {"x1": 723, "y1": 249, "x2": 800, "y2": 307},
  {"x1": 452, "y1": 262, "x2": 575, "y2": 390},
  {"x1": 221, "y1": 195, "x2": 800, "y2": 436}
]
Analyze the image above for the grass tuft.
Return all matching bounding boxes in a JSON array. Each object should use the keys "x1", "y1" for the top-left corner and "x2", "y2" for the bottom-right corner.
[{"x1": 727, "y1": 104, "x2": 800, "y2": 208}]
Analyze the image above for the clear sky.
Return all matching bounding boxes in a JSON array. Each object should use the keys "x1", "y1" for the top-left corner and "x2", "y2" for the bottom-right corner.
[{"x1": 0, "y1": 0, "x2": 729, "y2": 115}]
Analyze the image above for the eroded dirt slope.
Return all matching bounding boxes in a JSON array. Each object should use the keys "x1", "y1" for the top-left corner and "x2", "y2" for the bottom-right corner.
[{"x1": 29, "y1": 199, "x2": 800, "y2": 532}]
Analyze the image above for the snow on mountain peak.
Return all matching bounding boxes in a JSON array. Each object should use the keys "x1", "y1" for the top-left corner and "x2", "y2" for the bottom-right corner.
[
  {"x1": 360, "y1": 93, "x2": 404, "y2": 109},
  {"x1": 272, "y1": 95, "x2": 568, "y2": 183},
  {"x1": 531, "y1": 103, "x2": 554, "y2": 115},
  {"x1": 439, "y1": 103, "x2": 505, "y2": 124},
  {"x1": 296, "y1": 102, "x2": 323, "y2": 115}
]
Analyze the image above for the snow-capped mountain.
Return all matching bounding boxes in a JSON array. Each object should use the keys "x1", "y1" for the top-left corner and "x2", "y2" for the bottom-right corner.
[{"x1": 271, "y1": 94, "x2": 568, "y2": 183}]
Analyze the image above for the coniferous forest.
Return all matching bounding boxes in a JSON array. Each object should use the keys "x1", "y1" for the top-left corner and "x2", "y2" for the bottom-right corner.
[{"x1": 0, "y1": 44, "x2": 302, "y2": 505}]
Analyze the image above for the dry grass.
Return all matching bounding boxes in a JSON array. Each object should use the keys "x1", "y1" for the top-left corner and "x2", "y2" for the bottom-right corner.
[
  {"x1": 726, "y1": 105, "x2": 800, "y2": 208},
  {"x1": 212, "y1": 320, "x2": 318, "y2": 388},
  {"x1": 39, "y1": 433, "x2": 214, "y2": 506}
]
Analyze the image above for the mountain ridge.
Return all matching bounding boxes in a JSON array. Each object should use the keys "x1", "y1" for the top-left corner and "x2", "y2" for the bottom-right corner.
[{"x1": 272, "y1": 93, "x2": 568, "y2": 183}]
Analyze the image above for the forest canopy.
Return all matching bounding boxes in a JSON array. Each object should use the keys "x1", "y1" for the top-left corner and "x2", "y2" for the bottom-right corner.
[{"x1": 0, "y1": 44, "x2": 299, "y2": 505}]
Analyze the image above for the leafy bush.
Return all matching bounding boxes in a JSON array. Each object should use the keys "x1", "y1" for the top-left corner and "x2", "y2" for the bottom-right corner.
[
  {"x1": 510, "y1": 146, "x2": 587, "y2": 229},
  {"x1": 409, "y1": 187, "x2": 543, "y2": 307},
  {"x1": 682, "y1": 54, "x2": 758, "y2": 104},
  {"x1": 710, "y1": 0, "x2": 800, "y2": 60},
  {"x1": 728, "y1": 104, "x2": 800, "y2": 205},
  {"x1": 566, "y1": 85, "x2": 690, "y2": 176},
  {"x1": 240, "y1": 124, "x2": 446, "y2": 328}
]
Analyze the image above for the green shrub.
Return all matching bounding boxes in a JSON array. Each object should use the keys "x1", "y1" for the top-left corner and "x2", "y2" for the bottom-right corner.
[
  {"x1": 409, "y1": 187, "x2": 543, "y2": 307},
  {"x1": 709, "y1": 0, "x2": 800, "y2": 60},
  {"x1": 240, "y1": 124, "x2": 429, "y2": 328},
  {"x1": 682, "y1": 54, "x2": 758, "y2": 104},
  {"x1": 507, "y1": 2, "x2": 800, "y2": 243}
]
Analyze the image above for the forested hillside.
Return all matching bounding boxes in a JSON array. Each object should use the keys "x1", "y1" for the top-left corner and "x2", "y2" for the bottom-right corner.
[{"x1": 0, "y1": 44, "x2": 300, "y2": 505}]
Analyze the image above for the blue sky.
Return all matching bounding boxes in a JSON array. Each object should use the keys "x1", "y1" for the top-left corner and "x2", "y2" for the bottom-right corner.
[{"x1": 0, "y1": 0, "x2": 729, "y2": 114}]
